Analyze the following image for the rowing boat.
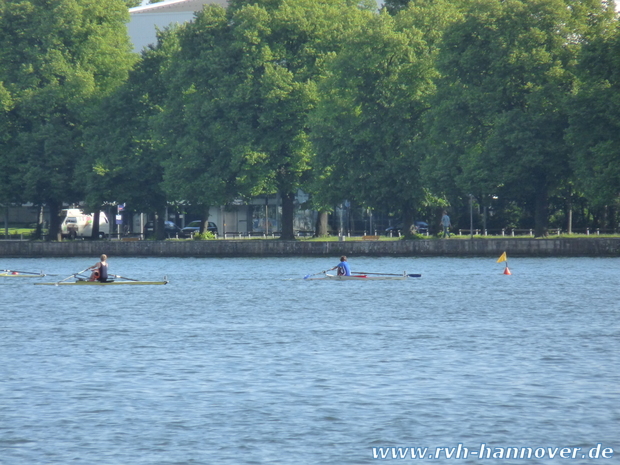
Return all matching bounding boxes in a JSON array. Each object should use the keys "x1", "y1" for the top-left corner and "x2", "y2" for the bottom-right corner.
[
  {"x1": 35, "y1": 278, "x2": 168, "y2": 286},
  {"x1": 306, "y1": 273, "x2": 416, "y2": 281},
  {"x1": 1, "y1": 272, "x2": 46, "y2": 278}
]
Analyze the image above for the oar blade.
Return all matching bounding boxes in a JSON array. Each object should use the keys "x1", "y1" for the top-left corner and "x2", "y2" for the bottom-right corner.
[{"x1": 303, "y1": 269, "x2": 329, "y2": 280}]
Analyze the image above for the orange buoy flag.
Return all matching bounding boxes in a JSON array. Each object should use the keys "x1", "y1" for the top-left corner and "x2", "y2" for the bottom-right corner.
[{"x1": 496, "y1": 252, "x2": 507, "y2": 263}]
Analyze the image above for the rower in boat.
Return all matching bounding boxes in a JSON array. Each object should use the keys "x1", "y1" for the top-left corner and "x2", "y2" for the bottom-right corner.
[
  {"x1": 87, "y1": 254, "x2": 109, "y2": 282},
  {"x1": 329, "y1": 256, "x2": 351, "y2": 276},
  {"x1": 1, "y1": 269, "x2": 45, "y2": 277}
]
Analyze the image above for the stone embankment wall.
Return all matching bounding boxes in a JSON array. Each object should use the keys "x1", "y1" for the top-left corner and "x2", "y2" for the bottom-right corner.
[{"x1": 1, "y1": 238, "x2": 620, "y2": 257}]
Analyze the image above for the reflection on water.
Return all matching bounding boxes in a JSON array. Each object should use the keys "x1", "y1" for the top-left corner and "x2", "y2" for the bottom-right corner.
[{"x1": 1, "y1": 257, "x2": 619, "y2": 464}]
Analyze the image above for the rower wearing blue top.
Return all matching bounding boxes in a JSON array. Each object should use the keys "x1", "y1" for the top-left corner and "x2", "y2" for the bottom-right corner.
[{"x1": 331, "y1": 256, "x2": 351, "y2": 276}]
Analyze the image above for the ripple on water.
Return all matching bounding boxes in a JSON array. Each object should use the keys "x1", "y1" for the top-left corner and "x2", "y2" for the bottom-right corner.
[{"x1": 1, "y1": 256, "x2": 619, "y2": 464}]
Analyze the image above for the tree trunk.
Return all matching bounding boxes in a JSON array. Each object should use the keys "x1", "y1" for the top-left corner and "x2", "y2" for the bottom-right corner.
[
  {"x1": 315, "y1": 210, "x2": 329, "y2": 237},
  {"x1": 47, "y1": 201, "x2": 61, "y2": 242},
  {"x1": 534, "y1": 184, "x2": 549, "y2": 238},
  {"x1": 280, "y1": 191, "x2": 296, "y2": 240},
  {"x1": 605, "y1": 205, "x2": 615, "y2": 232},
  {"x1": 4, "y1": 205, "x2": 9, "y2": 237},
  {"x1": 91, "y1": 210, "x2": 101, "y2": 240},
  {"x1": 32, "y1": 205, "x2": 43, "y2": 240},
  {"x1": 348, "y1": 201, "x2": 355, "y2": 236},
  {"x1": 402, "y1": 208, "x2": 415, "y2": 239},
  {"x1": 432, "y1": 208, "x2": 442, "y2": 236},
  {"x1": 155, "y1": 209, "x2": 166, "y2": 240},
  {"x1": 200, "y1": 207, "x2": 210, "y2": 235}
]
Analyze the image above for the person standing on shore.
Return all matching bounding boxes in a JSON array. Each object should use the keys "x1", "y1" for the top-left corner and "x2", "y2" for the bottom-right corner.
[{"x1": 441, "y1": 211, "x2": 451, "y2": 238}]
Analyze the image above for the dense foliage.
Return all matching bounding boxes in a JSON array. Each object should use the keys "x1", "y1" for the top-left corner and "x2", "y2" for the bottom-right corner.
[
  {"x1": 1, "y1": 0, "x2": 620, "y2": 238},
  {"x1": 0, "y1": 0, "x2": 135, "y2": 238}
]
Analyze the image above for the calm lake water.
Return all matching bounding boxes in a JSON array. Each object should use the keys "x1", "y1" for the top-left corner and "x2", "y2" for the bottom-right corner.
[{"x1": 1, "y1": 256, "x2": 618, "y2": 464}]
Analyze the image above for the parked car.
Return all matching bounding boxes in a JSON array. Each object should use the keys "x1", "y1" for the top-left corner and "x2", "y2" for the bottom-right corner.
[
  {"x1": 181, "y1": 220, "x2": 218, "y2": 236},
  {"x1": 144, "y1": 220, "x2": 183, "y2": 238},
  {"x1": 385, "y1": 221, "x2": 429, "y2": 235}
]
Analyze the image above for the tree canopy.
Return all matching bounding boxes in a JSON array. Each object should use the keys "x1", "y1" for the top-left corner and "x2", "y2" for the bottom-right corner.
[
  {"x1": 425, "y1": 0, "x2": 616, "y2": 236},
  {"x1": 310, "y1": 6, "x2": 448, "y2": 234},
  {"x1": 0, "y1": 0, "x2": 135, "y2": 238},
  {"x1": 567, "y1": 6, "x2": 620, "y2": 208},
  {"x1": 155, "y1": 0, "x2": 376, "y2": 239},
  {"x1": 3, "y1": 0, "x2": 620, "y2": 238}
]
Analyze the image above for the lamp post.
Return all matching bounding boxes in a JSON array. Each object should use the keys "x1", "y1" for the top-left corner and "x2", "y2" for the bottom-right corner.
[{"x1": 469, "y1": 194, "x2": 474, "y2": 239}]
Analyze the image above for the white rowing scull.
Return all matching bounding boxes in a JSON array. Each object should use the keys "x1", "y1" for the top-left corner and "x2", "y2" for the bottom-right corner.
[
  {"x1": 305, "y1": 272, "x2": 420, "y2": 281},
  {"x1": 35, "y1": 274, "x2": 169, "y2": 285}
]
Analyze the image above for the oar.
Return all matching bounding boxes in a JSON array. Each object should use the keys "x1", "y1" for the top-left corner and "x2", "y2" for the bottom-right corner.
[
  {"x1": 111, "y1": 274, "x2": 139, "y2": 282},
  {"x1": 2, "y1": 269, "x2": 46, "y2": 276},
  {"x1": 303, "y1": 269, "x2": 330, "y2": 279},
  {"x1": 57, "y1": 267, "x2": 91, "y2": 284},
  {"x1": 352, "y1": 271, "x2": 422, "y2": 278}
]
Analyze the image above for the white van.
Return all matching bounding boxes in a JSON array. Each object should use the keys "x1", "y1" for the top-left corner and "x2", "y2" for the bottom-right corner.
[{"x1": 60, "y1": 209, "x2": 110, "y2": 239}]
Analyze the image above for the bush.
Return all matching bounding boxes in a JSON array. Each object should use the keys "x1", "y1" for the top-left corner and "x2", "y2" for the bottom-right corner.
[{"x1": 192, "y1": 231, "x2": 216, "y2": 240}]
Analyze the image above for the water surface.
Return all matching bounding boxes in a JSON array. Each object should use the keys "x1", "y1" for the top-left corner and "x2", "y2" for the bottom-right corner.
[{"x1": 1, "y1": 256, "x2": 618, "y2": 464}]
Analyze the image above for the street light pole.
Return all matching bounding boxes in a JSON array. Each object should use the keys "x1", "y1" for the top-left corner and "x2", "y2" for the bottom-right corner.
[{"x1": 469, "y1": 194, "x2": 474, "y2": 239}]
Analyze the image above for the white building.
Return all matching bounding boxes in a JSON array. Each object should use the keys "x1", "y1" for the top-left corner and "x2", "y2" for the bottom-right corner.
[{"x1": 128, "y1": 0, "x2": 228, "y2": 52}]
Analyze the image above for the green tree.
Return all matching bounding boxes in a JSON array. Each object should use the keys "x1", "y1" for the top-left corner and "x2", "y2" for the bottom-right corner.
[
  {"x1": 310, "y1": 4, "x2": 451, "y2": 236},
  {"x1": 82, "y1": 29, "x2": 178, "y2": 240},
  {"x1": 158, "y1": 0, "x2": 374, "y2": 239},
  {"x1": 567, "y1": 6, "x2": 620, "y2": 215},
  {"x1": 382, "y1": 0, "x2": 410, "y2": 14},
  {"x1": 155, "y1": 6, "x2": 245, "y2": 234},
  {"x1": 0, "y1": 83, "x2": 18, "y2": 209},
  {"x1": 426, "y1": 0, "x2": 610, "y2": 236},
  {"x1": 0, "y1": 0, "x2": 135, "y2": 239}
]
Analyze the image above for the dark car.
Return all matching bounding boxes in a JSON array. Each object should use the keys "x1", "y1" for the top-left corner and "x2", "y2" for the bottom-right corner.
[
  {"x1": 181, "y1": 220, "x2": 218, "y2": 237},
  {"x1": 385, "y1": 221, "x2": 429, "y2": 235},
  {"x1": 144, "y1": 220, "x2": 184, "y2": 238}
]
